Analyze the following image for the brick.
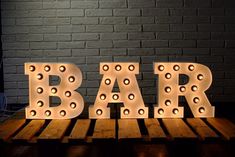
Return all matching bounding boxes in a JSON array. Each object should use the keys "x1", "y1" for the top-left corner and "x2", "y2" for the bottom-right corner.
[
  {"x1": 100, "y1": 48, "x2": 127, "y2": 55},
  {"x1": 155, "y1": 16, "x2": 182, "y2": 24},
  {"x1": 226, "y1": 24, "x2": 235, "y2": 32},
  {"x1": 128, "y1": 32, "x2": 155, "y2": 40},
  {"x1": 198, "y1": 8, "x2": 224, "y2": 16},
  {"x1": 197, "y1": 40, "x2": 224, "y2": 48},
  {"x1": 183, "y1": 16, "x2": 210, "y2": 24},
  {"x1": 170, "y1": 8, "x2": 196, "y2": 16},
  {"x1": 58, "y1": 57, "x2": 86, "y2": 64},
  {"x1": 115, "y1": 25, "x2": 141, "y2": 32},
  {"x1": 113, "y1": 40, "x2": 140, "y2": 48},
  {"x1": 143, "y1": 24, "x2": 169, "y2": 32},
  {"x1": 58, "y1": 42, "x2": 85, "y2": 49},
  {"x1": 185, "y1": 0, "x2": 211, "y2": 8},
  {"x1": 71, "y1": 17, "x2": 98, "y2": 24},
  {"x1": 86, "y1": 56, "x2": 112, "y2": 63},
  {"x1": 183, "y1": 32, "x2": 210, "y2": 40},
  {"x1": 85, "y1": 9, "x2": 112, "y2": 16},
  {"x1": 28, "y1": 10, "x2": 56, "y2": 18},
  {"x1": 169, "y1": 56, "x2": 196, "y2": 62},
  {"x1": 73, "y1": 33, "x2": 99, "y2": 40},
  {"x1": 29, "y1": 26, "x2": 57, "y2": 33},
  {"x1": 212, "y1": 32, "x2": 235, "y2": 40},
  {"x1": 43, "y1": 1, "x2": 70, "y2": 9},
  {"x1": 155, "y1": 48, "x2": 182, "y2": 55},
  {"x1": 142, "y1": 8, "x2": 169, "y2": 16},
  {"x1": 16, "y1": 34, "x2": 43, "y2": 41},
  {"x1": 45, "y1": 50, "x2": 71, "y2": 57},
  {"x1": 86, "y1": 41, "x2": 112, "y2": 48},
  {"x1": 57, "y1": 9, "x2": 84, "y2": 17},
  {"x1": 156, "y1": 0, "x2": 183, "y2": 8},
  {"x1": 170, "y1": 24, "x2": 196, "y2": 32},
  {"x1": 99, "y1": 0, "x2": 127, "y2": 8},
  {"x1": 169, "y1": 40, "x2": 196, "y2": 48},
  {"x1": 1, "y1": 2, "x2": 15, "y2": 10},
  {"x1": 1, "y1": 35, "x2": 15, "y2": 42},
  {"x1": 2, "y1": 18, "x2": 15, "y2": 26},
  {"x1": 212, "y1": 16, "x2": 235, "y2": 24},
  {"x1": 157, "y1": 32, "x2": 182, "y2": 40},
  {"x1": 141, "y1": 56, "x2": 168, "y2": 63},
  {"x1": 226, "y1": 40, "x2": 235, "y2": 48},
  {"x1": 198, "y1": 24, "x2": 224, "y2": 32},
  {"x1": 2, "y1": 26, "x2": 29, "y2": 34},
  {"x1": 16, "y1": 2, "x2": 42, "y2": 10},
  {"x1": 225, "y1": 8, "x2": 235, "y2": 16},
  {"x1": 212, "y1": 0, "x2": 235, "y2": 8},
  {"x1": 30, "y1": 42, "x2": 56, "y2": 50},
  {"x1": 100, "y1": 17, "x2": 126, "y2": 24},
  {"x1": 113, "y1": 56, "x2": 140, "y2": 62},
  {"x1": 86, "y1": 25, "x2": 113, "y2": 32},
  {"x1": 128, "y1": 48, "x2": 155, "y2": 55},
  {"x1": 128, "y1": 0, "x2": 155, "y2": 8},
  {"x1": 142, "y1": 40, "x2": 168, "y2": 48},
  {"x1": 128, "y1": 17, "x2": 154, "y2": 24},
  {"x1": 100, "y1": 33, "x2": 127, "y2": 40},
  {"x1": 72, "y1": 49, "x2": 99, "y2": 56},
  {"x1": 3, "y1": 42, "x2": 29, "y2": 50},
  {"x1": 58, "y1": 25, "x2": 85, "y2": 33},
  {"x1": 4, "y1": 58, "x2": 29, "y2": 66},
  {"x1": 16, "y1": 18, "x2": 43, "y2": 26},
  {"x1": 197, "y1": 56, "x2": 223, "y2": 63},
  {"x1": 43, "y1": 18, "x2": 70, "y2": 25},
  {"x1": 113, "y1": 9, "x2": 140, "y2": 16},
  {"x1": 71, "y1": 1, "x2": 98, "y2": 9},
  {"x1": 183, "y1": 48, "x2": 210, "y2": 55},
  {"x1": 44, "y1": 34, "x2": 71, "y2": 41}
]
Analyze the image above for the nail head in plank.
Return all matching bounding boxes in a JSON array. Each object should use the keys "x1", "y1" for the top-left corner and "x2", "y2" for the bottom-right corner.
[
  {"x1": 118, "y1": 119, "x2": 141, "y2": 140},
  {"x1": 13, "y1": 120, "x2": 45, "y2": 142},
  {"x1": 162, "y1": 119, "x2": 197, "y2": 139},
  {"x1": 207, "y1": 118, "x2": 235, "y2": 140},
  {"x1": 38, "y1": 120, "x2": 70, "y2": 141},
  {"x1": 187, "y1": 118, "x2": 218, "y2": 140},
  {"x1": 68, "y1": 119, "x2": 91, "y2": 142},
  {"x1": 144, "y1": 119, "x2": 166, "y2": 139},
  {"x1": 92, "y1": 119, "x2": 115, "y2": 140},
  {"x1": 0, "y1": 119, "x2": 26, "y2": 141}
]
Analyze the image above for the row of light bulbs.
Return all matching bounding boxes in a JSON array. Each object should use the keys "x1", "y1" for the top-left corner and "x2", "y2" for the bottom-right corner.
[
  {"x1": 157, "y1": 107, "x2": 205, "y2": 115},
  {"x1": 164, "y1": 85, "x2": 199, "y2": 93},
  {"x1": 37, "y1": 87, "x2": 72, "y2": 97},
  {"x1": 102, "y1": 64, "x2": 135, "y2": 72},
  {"x1": 99, "y1": 93, "x2": 135, "y2": 101},
  {"x1": 96, "y1": 108, "x2": 145, "y2": 116},
  {"x1": 158, "y1": 64, "x2": 196, "y2": 72},
  {"x1": 30, "y1": 65, "x2": 67, "y2": 73}
]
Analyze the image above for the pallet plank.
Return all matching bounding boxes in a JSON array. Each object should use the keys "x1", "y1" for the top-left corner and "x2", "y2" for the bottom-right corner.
[
  {"x1": 38, "y1": 120, "x2": 70, "y2": 141},
  {"x1": 118, "y1": 119, "x2": 141, "y2": 140},
  {"x1": 68, "y1": 119, "x2": 91, "y2": 141},
  {"x1": 207, "y1": 118, "x2": 235, "y2": 140},
  {"x1": 13, "y1": 120, "x2": 45, "y2": 142},
  {"x1": 144, "y1": 119, "x2": 166, "y2": 139},
  {"x1": 0, "y1": 119, "x2": 26, "y2": 141},
  {"x1": 162, "y1": 119, "x2": 197, "y2": 139},
  {"x1": 187, "y1": 118, "x2": 218, "y2": 140},
  {"x1": 92, "y1": 119, "x2": 115, "y2": 140}
]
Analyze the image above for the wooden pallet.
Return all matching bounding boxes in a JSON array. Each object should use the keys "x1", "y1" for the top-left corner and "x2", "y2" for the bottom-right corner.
[{"x1": 0, "y1": 115, "x2": 235, "y2": 144}]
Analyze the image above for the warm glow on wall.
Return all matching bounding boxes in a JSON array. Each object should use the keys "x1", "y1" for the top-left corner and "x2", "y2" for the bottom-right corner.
[
  {"x1": 25, "y1": 63, "x2": 84, "y2": 119},
  {"x1": 154, "y1": 63, "x2": 215, "y2": 118},
  {"x1": 89, "y1": 62, "x2": 148, "y2": 119}
]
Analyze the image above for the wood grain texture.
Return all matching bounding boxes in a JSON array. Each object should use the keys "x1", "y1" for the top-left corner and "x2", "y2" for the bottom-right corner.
[
  {"x1": 92, "y1": 119, "x2": 115, "y2": 140},
  {"x1": 118, "y1": 119, "x2": 141, "y2": 140},
  {"x1": 69, "y1": 119, "x2": 91, "y2": 141},
  {"x1": 144, "y1": 119, "x2": 166, "y2": 139}
]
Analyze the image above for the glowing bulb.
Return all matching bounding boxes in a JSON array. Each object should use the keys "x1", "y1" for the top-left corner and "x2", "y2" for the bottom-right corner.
[
  {"x1": 192, "y1": 85, "x2": 198, "y2": 91},
  {"x1": 165, "y1": 73, "x2": 171, "y2": 79},
  {"x1": 44, "y1": 65, "x2": 50, "y2": 72},
  {"x1": 193, "y1": 97, "x2": 200, "y2": 103},
  {"x1": 128, "y1": 65, "x2": 135, "y2": 71},
  {"x1": 158, "y1": 109, "x2": 164, "y2": 115},
  {"x1": 115, "y1": 65, "x2": 121, "y2": 71},
  {"x1": 70, "y1": 102, "x2": 76, "y2": 109},
  {"x1": 100, "y1": 94, "x2": 106, "y2": 100},
  {"x1": 138, "y1": 109, "x2": 144, "y2": 115},
  {"x1": 123, "y1": 109, "x2": 129, "y2": 115},
  {"x1": 199, "y1": 107, "x2": 205, "y2": 113},
  {"x1": 173, "y1": 65, "x2": 180, "y2": 71},
  {"x1": 65, "y1": 91, "x2": 71, "y2": 97},
  {"x1": 30, "y1": 110, "x2": 36, "y2": 116},
  {"x1": 188, "y1": 65, "x2": 195, "y2": 71},
  {"x1": 197, "y1": 74, "x2": 203, "y2": 80},
  {"x1": 180, "y1": 86, "x2": 186, "y2": 92},
  {"x1": 165, "y1": 100, "x2": 171, "y2": 106},
  {"x1": 51, "y1": 88, "x2": 57, "y2": 94},
  {"x1": 68, "y1": 76, "x2": 75, "y2": 83},
  {"x1": 29, "y1": 65, "x2": 35, "y2": 72},
  {"x1": 158, "y1": 65, "x2": 164, "y2": 71},
  {"x1": 105, "y1": 79, "x2": 111, "y2": 85},
  {"x1": 37, "y1": 74, "x2": 43, "y2": 80},
  {"x1": 45, "y1": 110, "x2": 51, "y2": 116},
  {"x1": 37, "y1": 87, "x2": 43, "y2": 94},
  {"x1": 173, "y1": 108, "x2": 179, "y2": 114},
  {"x1": 128, "y1": 94, "x2": 135, "y2": 100},
  {"x1": 60, "y1": 110, "x2": 66, "y2": 116},
  {"x1": 59, "y1": 66, "x2": 66, "y2": 72},
  {"x1": 96, "y1": 109, "x2": 103, "y2": 115},
  {"x1": 123, "y1": 79, "x2": 130, "y2": 85},
  {"x1": 165, "y1": 87, "x2": 171, "y2": 93},
  {"x1": 37, "y1": 101, "x2": 43, "y2": 107},
  {"x1": 113, "y1": 94, "x2": 119, "y2": 100},
  {"x1": 103, "y1": 65, "x2": 109, "y2": 71}
]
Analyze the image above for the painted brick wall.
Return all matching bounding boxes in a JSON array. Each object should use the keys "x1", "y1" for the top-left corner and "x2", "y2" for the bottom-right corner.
[{"x1": 1, "y1": 0, "x2": 235, "y2": 105}]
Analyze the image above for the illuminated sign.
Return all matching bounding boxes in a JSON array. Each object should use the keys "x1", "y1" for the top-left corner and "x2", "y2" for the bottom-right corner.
[{"x1": 24, "y1": 62, "x2": 215, "y2": 119}]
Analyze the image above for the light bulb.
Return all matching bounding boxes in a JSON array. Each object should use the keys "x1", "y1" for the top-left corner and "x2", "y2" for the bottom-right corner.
[
  {"x1": 128, "y1": 65, "x2": 135, "y2": 71},
  {"x1": 199, "y1": 107, "x2": 205, "y2": 113},
  {"x1": 123, "y1": 79, "x2": 130, "y2": 85},
  {"x1": 173, "y1": 108, "x2": 179, "y2": 114},
  {"x1": 37, "y1": 101, "x2": 43, "y2": 107},
  {"x1": 100, "y1": 94, "x2": 106, "y2": 100},
  {"x1": 37, "y1": 74, "x2": 43, "y2": 80},
  {"x1": 123, "y1": 109, "x2": 129, "y2": 115},
  {"x1": 197, "y1": 74, "x2": 203, "y2": 80},
  {"x1": 180, "y1": 86, "x2": 186, "y2": 92},
  {"x1": 158, "y1": 65, "x2": 164, "y2": 71},
  {"x1": 96, "y1": 109, "x2": 103, "y2": 115},
  {"x1": 165, "y1": 73, "x2": 171, "y2": 79},
  {"x1": 115, "y1": 65, "x2": 121, "y2": 71},
  {"x1": 128, "y1": 94, "x2": 135, "y2": 100},
  {"x1": 44, "y1": 65, "x2": 50, "y2": 72},
  {"x1": 192, "y1": 85, "x2": 198, "y2": 91},
  {"x1": 69, "y1": 76, "x2": 75, "y2": 83},
  {"x1": 59, "y1": 66, "x2": 66, "y2": 72},
  {"x1": 60, "y1": 110, "x2": 66, "y2": 116},
  {"x1": 105, "y1": 79, "x2": 111, "y2": 85},
  {"x1": 37, "y1": 87, "x2": 43, "y2": 94},
  {"x1": 65, "y1": 91, "x2": 71, "y2": 97},
  {"x1": 193, "y1": 97, "x2": 200, "y2": 103},
  {"x1": 158, "y1": 109, "x2": 164, "y2": 115},
  {"x1": 173, "y1": 65, "x2": 180, "y2": 71},
  {"x1": 29, "y1": 65, "x2": 35, "y2": 72},
  {"x1": 188, "y1": 65, "x2": 195, "y2": 71},
  {"x1": 113, "y1": 94, "x2": 119, "y2": 100},
  {"x1": 138, "y1": 109, "x2": 144, "y2": 115},
  {"x1": 103, "y1": 65, "x2": 109, "y2": 71},
  {"x1": 165, "y1": 87, "x2": 171, "y2": 93},
  {"x1": 30, "y1": 110, "x2": 36, "y2": 116},
  {"x1": 51, "y1": 88, "x2": 57, "y2": 94},
  {"x1": 45, "y1": 110, "x2": 51, "y2": 116},
  {"x1": 70, "y1": 102, "x2": 76, "y2": 109},
  {"x1": 165, "y1": 100, "x2": 171, "y2": 106}
]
